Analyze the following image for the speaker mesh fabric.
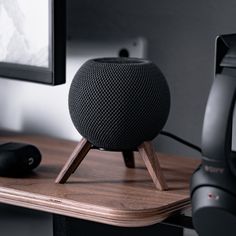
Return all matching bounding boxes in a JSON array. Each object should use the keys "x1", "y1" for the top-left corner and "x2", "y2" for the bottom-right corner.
[{"x1": 69, "y1": 58, "x2": 170, "y2": 150}]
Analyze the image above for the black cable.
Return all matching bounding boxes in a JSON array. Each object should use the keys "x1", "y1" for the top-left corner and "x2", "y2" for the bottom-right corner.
[{"x1": 159, "y1": 130, "x2": 202, "y2": 154}]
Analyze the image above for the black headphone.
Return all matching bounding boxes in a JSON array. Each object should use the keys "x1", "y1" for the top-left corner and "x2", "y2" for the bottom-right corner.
[{"x1": 191, "y1": 34, "x2": 236, "y2": 235}]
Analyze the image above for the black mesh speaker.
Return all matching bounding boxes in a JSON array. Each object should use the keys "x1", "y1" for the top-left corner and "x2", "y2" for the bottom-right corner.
[{"x1": 69, "y1": 57, "x2": 170, "y2": 150}]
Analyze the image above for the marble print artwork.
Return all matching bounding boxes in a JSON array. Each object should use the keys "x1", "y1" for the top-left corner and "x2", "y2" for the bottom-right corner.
[{"x1": 0, "y1": 0, "x2": 49, "y2": 68}]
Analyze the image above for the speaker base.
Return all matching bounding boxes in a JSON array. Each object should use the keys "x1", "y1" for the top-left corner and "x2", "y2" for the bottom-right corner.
[{"x1": 55, "y1": 138, "x2": 168, "y2": 191}]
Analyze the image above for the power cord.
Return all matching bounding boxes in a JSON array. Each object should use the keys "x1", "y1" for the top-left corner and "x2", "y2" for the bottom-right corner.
[{"x1": 159, "y1": 130, "x2": 202, "y2": 154}]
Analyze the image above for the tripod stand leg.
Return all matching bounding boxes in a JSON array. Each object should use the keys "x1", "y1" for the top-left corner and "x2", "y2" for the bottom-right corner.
[
  {"x1": 138, "y1": 141, "x2": 168, "y2": 191},
  {"x1": 122, "y1": 151, "x2": 135, "y2": 168},
  {"x1": 55, "y1": 138, "x2": 92, "y2": 184}
]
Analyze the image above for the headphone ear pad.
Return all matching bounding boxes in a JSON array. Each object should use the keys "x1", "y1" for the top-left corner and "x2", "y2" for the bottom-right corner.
[{"x1": 192, "y1": 185, "x2": 236, "y2": 236}]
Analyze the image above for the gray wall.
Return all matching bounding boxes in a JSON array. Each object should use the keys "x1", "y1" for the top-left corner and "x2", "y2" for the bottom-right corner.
[
  {"x1": 1, "y1": 1, "x2": 236, "y2": 235},
  {"x1": 1, "y1": 0, "x2": 236, "y2": 157},
  {"x1": 66, "y1": 0, "x2": 236, "y2": 157}
]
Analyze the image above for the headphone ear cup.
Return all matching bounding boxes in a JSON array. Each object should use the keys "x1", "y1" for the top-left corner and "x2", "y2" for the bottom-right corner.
[
  {"x1": 192, "y1": 185, "x2": 236, "y2": 236},
  {"x1": 191, "y1": 166, "x2": 236, "y2": 236}
]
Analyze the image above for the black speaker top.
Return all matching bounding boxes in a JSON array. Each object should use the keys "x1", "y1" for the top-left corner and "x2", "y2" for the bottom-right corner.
[{"x1": 69, "y1": 57, "x2": 170, "y2": 150}]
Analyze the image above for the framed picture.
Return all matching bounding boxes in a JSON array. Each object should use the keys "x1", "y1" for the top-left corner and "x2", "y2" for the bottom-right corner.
[{"x1": 0, "y1": 0, "x2": 66, "y2": 85}]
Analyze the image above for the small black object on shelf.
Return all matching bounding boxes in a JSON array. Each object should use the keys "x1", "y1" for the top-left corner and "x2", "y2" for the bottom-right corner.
[{"x1": 0, "y1": 142, "x2": 41, "y2": 177}]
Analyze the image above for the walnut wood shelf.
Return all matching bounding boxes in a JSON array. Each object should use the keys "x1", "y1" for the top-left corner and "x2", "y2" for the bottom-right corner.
[{"x1": 0, "y1": 134, "x2": 200, "y2": 227}]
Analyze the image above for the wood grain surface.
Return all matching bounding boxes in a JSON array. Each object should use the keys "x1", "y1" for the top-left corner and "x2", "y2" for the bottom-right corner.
[
  {"x1": 0, "y1": 134, "x2": 200, "y2": 227},
  {"x1": 55, "y1": 138, "x2": 92, "y2": 184},
  {"x1": 138, "y1": 142, "x2": 168, "y2": 191}
]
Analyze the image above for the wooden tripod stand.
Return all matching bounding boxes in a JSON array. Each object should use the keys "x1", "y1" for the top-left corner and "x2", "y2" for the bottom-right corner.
[{"x1": 55, "y1": 138, "x2": 168, "y2": 191}]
